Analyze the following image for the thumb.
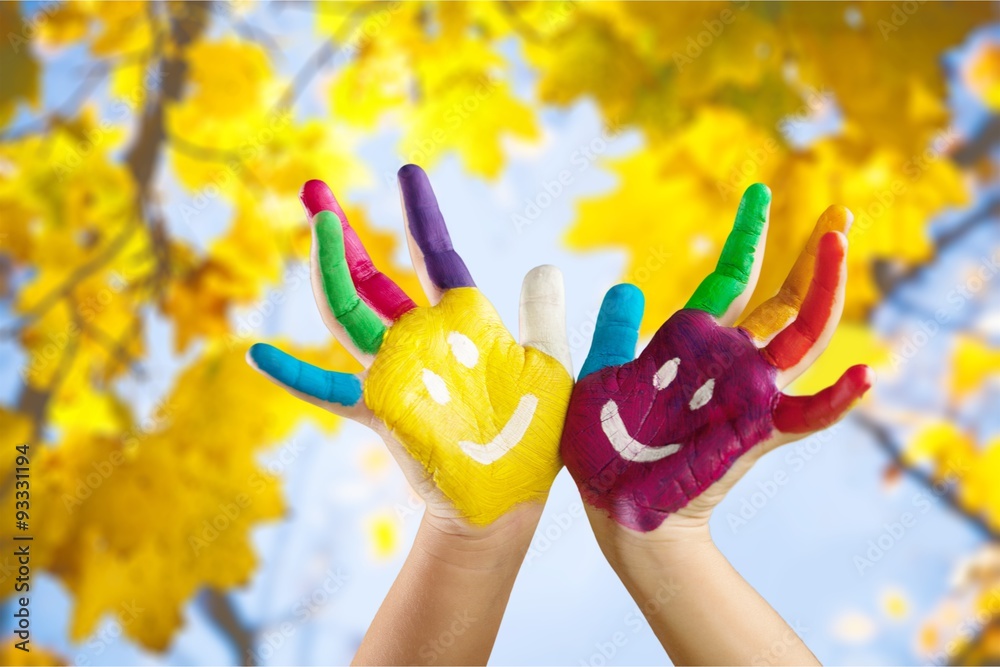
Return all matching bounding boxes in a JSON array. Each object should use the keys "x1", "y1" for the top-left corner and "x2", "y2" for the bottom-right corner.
[
  {"x1": 519, "y1": 265, "x2": 572, "y2": 374},
  {"x1": 247, "y1": 343, "x2": 366, "y2": 417}
]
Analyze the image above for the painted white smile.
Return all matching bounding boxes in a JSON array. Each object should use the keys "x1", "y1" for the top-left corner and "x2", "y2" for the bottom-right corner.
[
  {"x1": 420, "y1": 331, "x2": 539, "y2": 465},
  {"x1": 459, "y1": 394, "x2": 539, "y2": 465},
  {"x1": 602, "y1": 358, "x2": 716, "y2": 463}
]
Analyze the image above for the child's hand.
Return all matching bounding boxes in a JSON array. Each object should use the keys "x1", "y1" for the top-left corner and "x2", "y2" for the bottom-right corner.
[
  {"x1": 562, "y1": 184, "x2": 874, "y2": 534},
  {"x1": 248, "y1": 165, "x2": 573, "y2": 531}
]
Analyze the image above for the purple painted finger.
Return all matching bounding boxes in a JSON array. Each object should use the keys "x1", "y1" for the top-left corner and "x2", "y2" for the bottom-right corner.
[{"x1": 398, "y1": 164, "x2": 475, "y2": 290}]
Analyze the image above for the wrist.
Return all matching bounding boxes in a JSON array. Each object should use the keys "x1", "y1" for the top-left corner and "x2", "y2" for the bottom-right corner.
[
  {"x1": 586, "y1": 504, "x2": 717, "y2": 576},
  {"x1": 415, "y1": 502, "x2": 543, "y2": 573}
]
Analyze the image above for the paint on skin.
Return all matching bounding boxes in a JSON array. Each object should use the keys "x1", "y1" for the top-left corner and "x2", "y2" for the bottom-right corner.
[
  {"x1": 398, "y1": 164, "x2": 475, "y2": 291},
  {"x1": 365, "y1": 287, "x2": 574, "y2": 525},
  {"x1": 774, "y1": 365, "x2": 873, "y2": 434},
  {"x1": 685, "y1": 183, "x2": 770, "y2": 318},
  {"x1": 301, "y1": 179, "x2": 417, "y2": 322},
  {"x1": 763, "y1": 231, "x2": 845, "y2": 370},
  {"x1": 578, "y1": 284, "x2": 645, "y2": 380},
  {"x1": 740, "y1": 205, "x2": 852, "y2": 343},
  {"x1": 562, "y1": 307, "x2": 872, "y2": 532},
  {"x1": 561, "y1": 192, "x2": 869, "y2": 532},
  {"x1": 248, "y1": 343, "x2": 363, "y2": 406},
  {"x1": 258, "y1": 169, "x2": 571, "y2": 526},
  {"x1": 315, "y1": 211, "x2": 388, "y2": 355},
  {"x1": 562, "y1": 309, "x2": 779, "y2": 532}
]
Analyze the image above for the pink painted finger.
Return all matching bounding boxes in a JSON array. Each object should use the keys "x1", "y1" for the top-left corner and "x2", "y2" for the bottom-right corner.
[
  {"x1": 762, "y1": 231, "x2": 846, "y2": 373},
  {"x1": 301, "y1": 179, "x2": 417, "y2": 322},
  {"x1": 773, "y1": 365, "x2": 874, "y2": 434}
]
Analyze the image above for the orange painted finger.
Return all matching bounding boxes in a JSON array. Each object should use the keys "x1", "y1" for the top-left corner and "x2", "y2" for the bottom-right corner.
[
  {"x1": 763, "y1": 231, "x2": 847, "y2": 374},
  {"x1": 773, "y1": 365, "x2": 875, "y2": 434},
  {"x1": 741, "y1": 205, "x2": 853, "y2": 343}
]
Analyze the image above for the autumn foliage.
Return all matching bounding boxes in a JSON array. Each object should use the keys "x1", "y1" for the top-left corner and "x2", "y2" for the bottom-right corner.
[{"x1": 1, "y1": 1, "x2": 998, "y2": 663}]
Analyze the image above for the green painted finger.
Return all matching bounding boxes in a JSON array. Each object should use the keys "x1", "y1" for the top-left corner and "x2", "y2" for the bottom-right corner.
[
  {"x1": 315, "y1": 211, "x2": 387, "y2": 355},
  {"x1": 685, "y1": 183, "x2": 771, "y2": 317}
]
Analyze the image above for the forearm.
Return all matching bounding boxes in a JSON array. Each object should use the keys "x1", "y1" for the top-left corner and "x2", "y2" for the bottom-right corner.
[
  {"x1": 353, "y1": 510, "x2": 537, "y2": 666},
  {"x1": 593, "y1": 516, "x2": 818, "y2": 667}
]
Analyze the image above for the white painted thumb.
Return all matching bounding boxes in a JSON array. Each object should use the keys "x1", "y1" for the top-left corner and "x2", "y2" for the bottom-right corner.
[{"x1": 519, "y1": 265, "x2": 572, "y2": 374}]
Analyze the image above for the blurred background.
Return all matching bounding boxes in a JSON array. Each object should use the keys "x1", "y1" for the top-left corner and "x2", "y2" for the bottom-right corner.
[{"x1": 1, "y1": 1, "x2": 1000, "y2": 664}]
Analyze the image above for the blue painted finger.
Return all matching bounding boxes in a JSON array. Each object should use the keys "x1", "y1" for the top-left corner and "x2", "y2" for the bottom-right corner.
[
  {"x1": 248, "y1": 343, "x2": 362, "y2": 406},
  {"x1": 579, "y1": 284, "x2": 645, "y2": 380}
]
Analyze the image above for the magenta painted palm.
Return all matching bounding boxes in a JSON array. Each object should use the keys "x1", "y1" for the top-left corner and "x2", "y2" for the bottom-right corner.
[{"x1": 561, "y1": 185, "x2": 875, "y2": 532}]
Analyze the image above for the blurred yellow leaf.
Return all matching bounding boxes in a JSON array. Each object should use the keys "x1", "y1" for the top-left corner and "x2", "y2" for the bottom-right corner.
[
  {"x1": 964, "y1": 41, "x2": 1000, "y2": 110},
  {"x1": 0, "y1": 643, "x2": 65, "y2": 666},
  {"x1": 367, "y1": 511, "x2": 400, "y2": 560},
  {"x1": 0, "y1": 2, "x2": 40, "y2": 127},
  {"x1": 904, "y1": 422, "x2": 974, "y2": 471},
  {"x1": 880, "y1": 588, "x2": 910, "y2": 621},
  {"x1": 569, "y1": 113, "x2": 968, "y2": 334},
  {"x1": 3, "y1": 0, "x2": 993, "y2": 654},
  {"x1": 326, "y1": 2, "x2": 539, "y2": 177},
  {"x1": 180, "y1": 39, "x2": 272, "y2": 121},
  {"x1": 952, "y1": 335, "x2": 1000, "y2": 399},
  {"x1": 5, "y1": 344, "x2": 345, "y2": 649}
]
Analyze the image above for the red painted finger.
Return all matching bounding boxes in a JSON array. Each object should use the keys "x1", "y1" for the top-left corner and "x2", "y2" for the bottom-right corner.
[
  {"x1": 773, "y1": 365, "x2": 874, "y2": 434},
  {"x1": 301, "y1": 179, "x2": 417, "y2": 322},
  {"x1": 763, "y1": 231, "x2": 846, "y2": 371}
]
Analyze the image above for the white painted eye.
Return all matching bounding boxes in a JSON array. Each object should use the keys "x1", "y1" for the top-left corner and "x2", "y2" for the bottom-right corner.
[
  {"x1": 689, "y1": 379, "x2": 715, "y2": 411},
  {"x1": 422, "y1": 369, "x2": 451, "y2": 405},
  {"x1": 653, "y1": 358, "x2": 680, "y2": 390},
  {"x1": 447, "y1": 332, "x2": 479, "y2": 368}
]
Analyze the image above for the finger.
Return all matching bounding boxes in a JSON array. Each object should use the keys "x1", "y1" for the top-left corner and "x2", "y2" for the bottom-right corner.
[
  {"x1": 763, "y1": 231, "x2": 847, "y2": 386},
  {"x1": 247, "y1": 343, "x2": 364, "y2": 414},
  {"x1": 306, "y1": 245, "x2": 370, "y2": 364},
  {"x1": 741, "y1": 205, "x2": 853, "y2": 344},
  {"x1": 314, "y1": 210, "x2": 388, "y2": 356},
  {"x1": 298, "y1": 194, "x2": 377, "y2": 363},
  {"x1": 579, "y1": 284, "x2": 644, "y2": 380},
  {"x1": 397, "y1": 164, "x2": 474, "y2": 304},
  {"x1": 301, "y1": 179, "x2": 417, "y2": 322},
  {"x1": 519, "y1": 265, "x2": 572, "y2": 373},
  {"x1": 773, "y1": 365, "x2": 875, "y2": 435},
  {"x1": 685, "y1": 183, "x2": 770, "y2": 325}
]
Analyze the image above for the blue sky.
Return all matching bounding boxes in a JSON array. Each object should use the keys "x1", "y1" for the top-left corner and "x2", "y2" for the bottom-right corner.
[{"x1": 6, "y1": 3, "x2": 1000, "y2": 665}]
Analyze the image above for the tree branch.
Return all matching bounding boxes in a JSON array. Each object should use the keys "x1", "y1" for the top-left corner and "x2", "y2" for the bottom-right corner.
[
  {"x1": 0, "y1": 66, "x2": 109, "y2": 142},
  {"x1": 202, "y1": 590, "x2": 258, "y2": 666},
  {"x1": 13, "y1": 301, "x2": 82, "y2": 439},
  {"x1": 876, "y1": 194, "x2": 1000, "y2": 299},
  {"x1": 80, "y1": 318, "x2": 146, "y2": 380},
  {"x1": 271, "y1": 2, "x2": 382, "y2": 114},
  {"x1": 132, "y1": 6, "x2": 261, "y2": 663},
  {"x1": 855, "y1": 412, "x2": 999, "y2": 542},
  {"x1": 499, "y1": 0, "x2": 546, "y2": 44},
  {"x1": 0, "y1": 222, "x2": 140, "y2": 339},
  {"x1": 210, "y1": 2, "x2": 282, "y2": 58}
]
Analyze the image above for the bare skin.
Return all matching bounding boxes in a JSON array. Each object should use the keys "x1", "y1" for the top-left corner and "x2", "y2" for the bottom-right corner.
[
  {"x1": 562, "y1": 189, "x2": 872, "y2": 666},
  {"x1": 249, "y1": 168, "x2": 573, "y2": 665}
]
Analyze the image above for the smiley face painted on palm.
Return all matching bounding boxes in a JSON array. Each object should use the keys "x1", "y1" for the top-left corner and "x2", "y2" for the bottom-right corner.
[
  {"x1": 561, "y1": 186, "x2": 875, "y2": 532},
  {"x1": 564, "y1": 309, "x2": 778, "y2": 531},
  {"x1": 248, "y1": 166, "x2": 573, "y2": 526},
  {"x1": 366, "y1": 288, "x2": 572, "y2": 523}
]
